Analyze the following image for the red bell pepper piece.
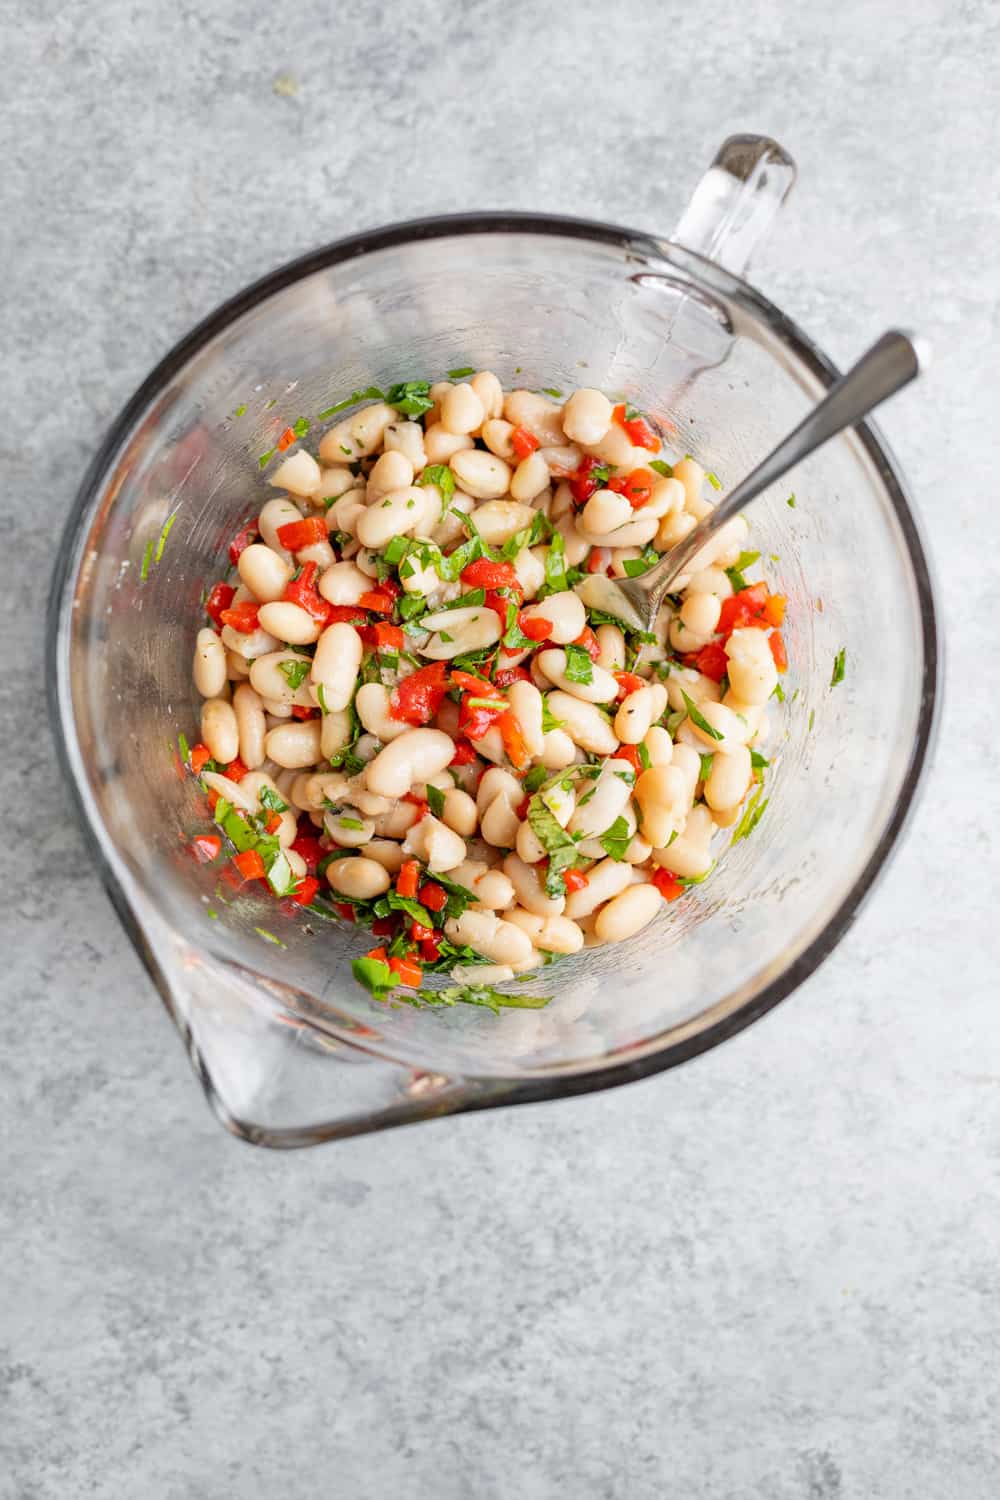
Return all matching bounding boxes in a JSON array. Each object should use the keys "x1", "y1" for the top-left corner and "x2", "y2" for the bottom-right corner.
[
  {"x1": 396, "y1": 860, "x2": 421, "y2": 899},
  {"x1": 289, "y1": 875, "x2": 320, "y2": 907},
  {"x1": 276, "y1": 516, "x2": 328, "y2": 551},
  {"x1": 357, "y1": 590, "x2": 394, "y2": 614},
  {"x1": 460, "y1": 558, "x2": 521, "y2": 591},
  {"x1": 371, "y1": 915, "x2": 399, "y2": 938},
  {"x1": 365, "y1": 945, "x2": 389, "y2": 962},
  {"x1": 499, "y1": 710, "x2": 530, "y2": 770},
  {"x1": 611, "y1": 403, "x2": 659, "y2": 451},
  {"x1": 586, "y1": 546, "x2": 612, "y2": 575},
  {"x1": 613, "y1": 671, "x2": 646, "y2": 700},
  {"x1": 614, "y1": 744, "x2": 644, "y2": 775},
  {"x1": 518, "y1": 612, "x2": 551, "y2": 642},
  {"x1": 232, "y1": 849, "x2": 266, "y2": 881},
  {"x1": 763, "y1": 593, "x2": 787, "y2": 627},
  {"x1": 276, "y1": 426, "x2": 297, "y2": 451},
  {"x1": 572, "y1": 626, "x2": 600, "y2": 660},
  {"x1": 388, "y1": 661, "x2": 450, "y2": 724},
  {"x1": 190, "y1": 834, "x2": 221, "y2": 863},
  {"x1": 419, "y1": 934, "x2": 442, "y2": 963},
  {"x1": 769, "y1": 629, "x2": 788, "y2": 673},
  {"x1": 228, "y1": 521, "x2": 257, "y2": 565},
  {"x1": 205, "y1": 582, "x2": 236, "y2": 628},
  {"x1": 222, "y1": 757, "x2": 249, "y2": 782},
  {"x1": 189, "y1": 742, "x2": 212, "y2": 776},
  {"x1": 493, "y1": 666, "x2": 532, "y2": 688},
  {"x1": 324, "y1": 604, "x2": 368, "y2": 624},
  {"x1": 448, "y1": 738, "x2": 479, "y2": 765},
  {"x1": 418, "y1": 882, "x2": 447, "y2": 912},
  {"x1": 388, "y1": 954, "x2": 423, "y2": 988},
  {"x1": 717, "y1": 582, "x2": 769, "y2": 636},
  {"x1": 372, "y1": 622, "x2": 404, "y2": 651},
  {"x1": 684, "y1": 641, "x2": 729, "y2": 683},
  {"x1": 409, "y1": 920, "x2": 435, "y2": 943},
  {"x1": 652, "y1": 867, "x2": 684, "y2": 902},
  {"x1": 283, "y1": 561, "x2": 331, "y2": 625},
  {"x1": 334, "y1": 903, "x2": 357, "y2": 921},
  {"x1": 563, "y1": 868, "x2": 590, "y2": 893},
  {"x1": 219, "y1": 600, "x2": 260, "y2": 634},
  {"x1": 451, "y1": 668, "x2": 494, "y2": 694},
  {"x1": 510, "y1": 425, "x2": 540, "y2": 460},
  {"x1": 621, "y1": 467, "x2": 657, "y2": 507},
  {"x1": 291, "y1": 831, "x2": 324, "y2": 872},
  {"x1": 568, "y1": 455, "x2": 604, "y2": 505}
]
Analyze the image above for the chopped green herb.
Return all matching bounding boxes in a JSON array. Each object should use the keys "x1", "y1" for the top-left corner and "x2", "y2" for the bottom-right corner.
[
  {"x1": 177, "y1": 731, "x2": 190, "y2": 763},
  {"x1": 257, "y1": 448, "x2": 277, "y2": 469},
  {"x1": 264, "y1": 398, "x2": 277, "y2": 411},
  {"x1": 772, "y1": 682, "x2": 786, "y2": 703},
  {"x1": 808, "y1": 708, "x2": 816, "y2": 732},
  {"x1": 699, "y1": 753, "x2": 715, "y2": 782},
  {"x1": 541, "y1": 531, "x2": 568, "y2": 595},
  {"x1": 315, "y1": 683, "x2": 330, "y2": 715},
  {"x1": 681, "y1": 691, "x2": 723, "y2": 741},
  {"x1": 428, "y1": 870, "x2": 478, "y2": 922},
  {"x1": 787, "y1": 493, "x2": 796, "y2": 508},
  {"x1": 665, "y1": 709, "x2": 685, "y2": 737},
  {"x1": 140, "y1": 539, "x2": 154, "y2": 581},
  {"x1": 522, "y1": 766, "x2": 548, "y2": 793},
  {"x1": 724, "y1": 550, "x2": 761, "y2": 592},
  {"x1": 750, "y1": 750, "x2": 769, "y2": 770},
  {"x1": 425, "y1": 783, "x2": 446, "y2": 819},
  {"x1": 233, "y1": 404, "x2": 247, "y2": 418},
  {"x1": 637, "y1": 741, "x2": 652, "y2": 772},
  {"x1": 259, "y1": 786, "x2": 289, "y2": 814},
  {"x1": 352, "y1": 954, "x2": 396, "y2": 1000},
  {"x1": 649, "y1": 459, "x2": 673, "y2": 478},
  {"x1": 706, "y1": 470, "x2": 722, "y2": 490},
  {"x1": 430, "y1": 983, "x2": 551, "y2": 1013},
  {"x1": 416, "y1": 464, "x2": 456, "y2": 514},
  {"x1": 528, "y1": 798, "x2": 582, "y2": 898},
  {"x1": 563, "y1": 643, "x2": 594, "y2": 685},
  {"x1": 501, "y1": 509, "x2": 550, "y2": 561},
  {"x1": 292, "y1": 416, "x2": 310, "y2": 438},
  {"x1": 731, "y1": 787, "x2": 769, "y2": 844},
  {"x1": 622, "y1": 543, "x2": 660, "y2": 578},
  {"x1": 444, "y1": 588, "x2": 486, "y2": 611},
  {"x1": 540, "y1": 696, "x2": 564, "y2": 734},
  {"x1": 154, "y1": 513, "x2": 177, "y2": 564},
  {"x1": 447, "y1": 366, "x2": 475, "y2": 379},
  {"x1": 205, "y1": 908, "x2": 219, "y2": 920},
  {"x1": 599, "y1": 815, "x2": 632, "y2": 861},
  {"x1": 340, "y1": 445, "x2": 352, "y2": 456},
  {"x1": 542, "y1": 387, "x2": 563, "y2": 399},
  {"x1": 317, "y1": 386, "x2": 386, "y2": 421},
  {"x1": 277, "y1": 658, "x2": 310, "y2": 690},
  {"x1": 386, "y1": 379, "x2": 434, "y2": 418},
  {"x1": 831, "y1": 648, "x2": 846, "y2": 687},
  {"x1": 338, "y1": 816, "x2": 365, "y2": 832}
]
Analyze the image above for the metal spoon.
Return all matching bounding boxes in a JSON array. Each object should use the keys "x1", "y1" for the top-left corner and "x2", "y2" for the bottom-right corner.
[{"x1": 576, "y1": 329, "x2": 925, "y2": 633}]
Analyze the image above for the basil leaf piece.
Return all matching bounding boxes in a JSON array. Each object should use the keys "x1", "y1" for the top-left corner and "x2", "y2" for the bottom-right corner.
[
  {"x1": 426, "y1": 783, "x2": 446, "y2": 819},
  {"x1": 542, "y1": 531, "x2": 568, "y2": 594},
  {"x1": 681, "y1": 691, "x2": 723, "y2": 741},
  {"x1": 351, "y1": 955, "x2": 396, "y2": 1000},
  {"x1": 385, "y1": 379, "x2": 434, "y2": 417},
  {"x1": 699, "y1": 753, "x2": 715, "y2": 782},
  {"x1": 563, "y1": 643, "x2": 594, "y2": 685},
  {"x1": 431, "y1": 984, "x2": 551, "y2": 1013},
  {"x1": 277, "y1": 658, "x2": 310, "y2": 690},
  {"x1": 831, "y1": 648, "x2": 846, "y2": 687},
  {"x1": 258, "y1": 786, "x2": 289, "y2": 814},
  {"x1": 599, "y1": 815, "x2": 632, "y2": 861},
  {"x1": 317, "y1": 386, "x2": 386, "y2": 421},
  {"x1": 527, "y1": 798, "x2": 582, "y2": 898},
  {"x1": 649, "y1": 459, "x2": 673, "y2": 478},
  {"x1": 731, "y1": 787, "x2": 769, "y2": 844}
]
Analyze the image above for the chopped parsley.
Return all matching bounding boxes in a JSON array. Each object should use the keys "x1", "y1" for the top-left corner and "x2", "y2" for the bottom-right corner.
[
  {"x1": 787, "y1": 493, "x2": 796, "y2": 508},
  {"x1": 292, "y1": 415, "x2": 310, "y2": 438},
  {"x1": 426, "y1": 783, "x2": 446, "y2": 819},
  {"x1": 527, "y1": 798, "x2": 583, "y2": 898},
  {"x1": 599, "y1": 815, "x2": 632, "y2": 861},
  {"x1": 259, "y1": 786, "x2": 289, "y2": 813},
  {"x1": 139, "y1": 539, "x2": 154, "y2": 581},
  {"x1": 831, "y1": 648, "x2": 846, "y2": 687},
  {"x1": 154, "y1": 513, "x2": 177, "y2": 564},
  {"x1": 622, "y1": 544, "x2": 661, "y2": 578},
  {"x1": 706, "y1": 470, "x2": 722, "y2": 490},
  {"x1": 699, "y1": 753, "x2": 715, "y2": 782},
  {"x1": 317, "y1": 386, "x2": 386, "y2": 421},
  {"x1": 352, "y1": 954, "x2": 396, "y2": 1000},
  {"x1": 749, "y1": 750, "x2": 769, "y2": 770},
  {"x1": 447, "y1": 366, "x2": 475, "y2": 379},
  {"x1": 277, "y1": 658, "x2": 310, "y2": 690},
  {"x1": 541, "y1": 531, "x2": 568, "y2": 595},
  {"x1": 385, "y1": 379, "x2": 434, "y2": 418},
  {"x1": 542, "y1": 387, "x2": 563, "y2": 398},
  {"x1": 724, "y1": 550, "x2": 761, "y2": 592},
  {"x1": 649, "y1": 459, "x2": 673, "y2": 478},
  {"x1": 416, "y1": 463, "x2": 456, "y2": 512},
  {"x1": 431, "y1": 984, "x2": 551, "y2": 1013},
  {"x1": 257, "y1": 448, "x2": 277, "y2": 469},
  {"x1": 731, "y1": 787, "x2": 769, "y2": 844}
]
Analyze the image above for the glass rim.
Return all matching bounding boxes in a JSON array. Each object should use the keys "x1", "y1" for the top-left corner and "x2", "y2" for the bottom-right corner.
[{"x1": 47, "y1": 210, "x2": 941, "y2": 1120}]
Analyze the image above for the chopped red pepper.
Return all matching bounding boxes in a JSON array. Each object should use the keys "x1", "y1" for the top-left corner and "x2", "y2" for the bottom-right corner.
[
  {"x1": 402, "y1": 793, "x2": 429, "y2": 821},
  {"x1": 276, "y1": 426, "x2": 297, "y2": 451},
  {"x1": 451, "y1": 668, "x2": 494, "y2": 695},
  {"x1": 409, "y1": 920, "x2": 435, "y2": 943},
  {"x1": 419, "y1": 934, "x2": 442, "y2": 963},
  {"x1": 459, "y1": 694, "x2": 507, "y2": 741},
  {"x1": 189, "y1": 742, "x2": 212, "y2": 776},
  {"x1": 684, "y1": 641, "x2": 729, "y2": 683},
  {"x1": 219, "y1": 600, "x2": 260, "y2": 634},
  {"x1": 448, "y1": 738, "x2": 479, "y2": 766},
  {"x1": 372, "y1": 621, "x2": 404, "y2": 651},
  {"x1": 511, "y1": 425, "x2": 540, "y2": 461},
  {"x1": 388, "y1": 954, "x2": 423, "y2": 988},
  {"x1": 563, "y1": 868, "x2": 590, "y2": 894},
  {"x1": 493, "y1": 666, "x2": 532, "y2": 687},
  {"x1": 205, "y1": 582, "x2": 236, "y2": 628},
  {"x1": 289, "y1": 875, "x2": 320, "y2": 907},
  {"x1": 291, "y1": 832, "x2": 324, "y2": 872},
  {"x1": 652, "y1": 867, "x2": 684, "y2": 902},
  {"x1": 221, "y1": 757, "x2": 249, "y2": 783},
  {"x1": 232, "y1": 849, "x2": 266, "y2": 881},
  {"x1": 499, "y1": 710, "x2": 530, "y2": 770},
  {"x1": 518, "y1": 612, "x2": 551, "y2": 642},
  {"x1": 621, "y1": 467, "x2": 658, "y2": 508},
  {"x1": 612, "y1": 403, "x2": 659, "y2": 451},
  {"x1": 228, "y1": 521, "x2": 257, "y2": 565},
  {"x1": 283, "y1": 561, "x2": 332, "y2": 625},
  {"x1": 568, "y1": 455, "x2": 605, "y2": 506},
  {"x1": 190, "y1": 834, "x2": 221, "y2": 863},
  {"x1": 357, "y1": 590, "x2": 394, "y2": 614},
  {"x1": 324, "y1": 604, "x2": 369, "y2": 624},
  {"x1": 613, "y1": 671, "x2": 646, "y2": 700},
  {"x1": 371, "y1": 915, "x2": 399, "y2": 938},
  {"x1": 418, "y1": 882, "x2": 447, "y2": 912},
  {"x1": 335, "y1": 902, "x2": 357, "y2": 921},
  {"x1": 396, "y1": 860, "x2": 421, "y2": 899},
  {"x1": 389, "y1": 661, "x2": 450, "y2": 724},
  {"x1": 460, "y1": 558, "x2": 521, "y2": 591},
  {"x1": 717, "y1": 582, "x2": 770, "y2": 637},
  {"x1": 763, "y1": 593, "x2": 787, "y2": 628},
  {"x1": 378, "y1": 577, "x2": 402, "y2": 601},
  {"x1": 572, "y1": 625, "x2": 600, "y2": 660},
  {"x1": 263, "y1": 811, "x2": 282, "y2": 834},
  {"x1": 276, "y1": 516, "x2": 328, "y2": 551},
  {"x1": 615, "y1": 744, "x2": 644, "y2": 775},
  {"x1": 769, "y1": 629, "x2": 788, "y2": 673},
  {"x1": 365, "y1": 945, "x2": 389, "y2": 963},
  {"x1": 514, "y1": 796, "x2": 530, "y2": 820},
  {"x1": 291, "y1": 705, "x2": 319, "y2": 720},
  {"x1": 483, "y1": 585, "x2": 521, "y2": 621}
]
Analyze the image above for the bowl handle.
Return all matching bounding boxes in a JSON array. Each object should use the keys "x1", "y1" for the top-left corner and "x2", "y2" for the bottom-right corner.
[{"x1": 673, "y1": 134, "x2": 797, "y2": 276}]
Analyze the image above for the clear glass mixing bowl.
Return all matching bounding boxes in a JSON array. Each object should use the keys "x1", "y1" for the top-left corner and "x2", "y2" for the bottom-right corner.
[{"x1": 48, "y1": 138, "x2": 939, "y2": 1146}]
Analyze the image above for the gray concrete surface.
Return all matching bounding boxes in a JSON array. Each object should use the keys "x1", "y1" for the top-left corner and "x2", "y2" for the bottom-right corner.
[{"x1": 2, "y1": 1, "x2": 998, "y2": 1495}]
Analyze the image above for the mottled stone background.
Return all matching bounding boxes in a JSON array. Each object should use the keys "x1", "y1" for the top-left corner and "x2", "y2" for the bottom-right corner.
[{"x1": 2, "y1": 1, "x2": 998, "y2": 1496}]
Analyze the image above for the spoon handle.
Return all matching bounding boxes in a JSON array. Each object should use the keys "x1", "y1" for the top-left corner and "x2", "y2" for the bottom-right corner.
[{"x1": 651, "y1": 329, "x2": 925, "y2": 590}]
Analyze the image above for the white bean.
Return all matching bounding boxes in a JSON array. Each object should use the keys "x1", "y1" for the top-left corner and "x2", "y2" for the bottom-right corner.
[
  {"x1": 582, "y1": 488, "x2": 632, "y2": 535},
  {"x1": 561, "y1": 387, "x2": 613, "y2": 446},
  {"x1": 257, "y1": 497, "x2": 302, "y2": 562},
  {"x1": 318, "y1": 402, "x2": 395, "y2": 463},
  {"x1": 680, "y1": 591, "x2": 722, "y2": 637},
  {"x1": 469, "y1": 500, "x2": 536, "y2": 545},
  {"x1": 201, "y1": 770, "x2": 257, "y2": 814},
  {"x1": 384, "y1": 421, "x2": 427, "y2": 471},
  {"x1": 705, "y1": 744, "x2": 753, "y2": 812},
  {"x1": 644, "y1": 477, "x2": 685, "y2": 520},
  {"x1": 200, "y1": 698, "x2": 239, "y2": 764},
  {"x1": 351, "y1": 681, "x2": 408, "y2": 742},
  {"x1": 536, "y1": 913, "x2": 586, "y2": 954},
  {"x1": 311, "y1": 622, "x2": 363, "y2": 711},
  {"x1": 567, "y1": 759, "x2": 633, "y2": 841},
  {"x1": 193, "y1": 628, "x2": 227, "y2": 698},
  {"x1": 248, "y1": 651, "x2": 314, "y2": 707},
  {"x1": 232, "y1": 683, "x2": 267, "y2": 769},
  {"x1": 516, "y1": 820, "x2": 546, "y2": 864},
  {"x1": 635, "y1": 764, "x2": 690, "y2": 847},
  {"x1": 502, "y1": 853, "x2": 565, "y2": 917},
  {"x1": 507, "y1": 679, "x2": 544, "y2": 757},
  {"x1": 482, "y1": 418, "x2": 516, "y2": 459},
  {"x1": 656, "y1": 509, "x2": 698, "y2": 552},
  {"x1": 263, "y1": 719, "x2": 323, "y2": 769},
  {"x1": 237, "y1": 544, "x2": 293, "y2": 603},
  {"x1": 419, "y1": 606, "x2": 502, "y2": 660},
  {"x1": 270, "y1": 450, "x2": 321, "y2": 497},
  {"x1": 476, "y1": 767, "x2": 522, "y2": 818},
  {"x1": 686, "y1": 566, "x2": 734, "y2": 599},
  {"x1": 316, "y1": 560, "x2": 368, "y2": 606},
  {"x1": 441, "y1": 382, "x2": 486, "y2": 436},
  {"x1": 536, "y1": 649, "x2": 618, "y2": 704},
  {"x1": 520, "y1": 590, "x2": 585, "y2": 646},
  {"x1": 257, "y1": 600, "x2": 323, "y2": 645},
  {"x1": 444, "y1": 908, "x2": 533, "y2": 966},
  {"x1": 685, "y1": 698, "x2": 753, "y2": 753},
  {"x1": 503, "y1": 390, "x2": 566, "y2": 447},
  {"x1": 480, "y1": 795, "x2": 520, "y2": 849},
  {"x1": 725, "y1": 626, "x2": 779, "y2": 705},
  {"x1": 320, "y1": 707, "x2": 354, "y2": 759},
  {"x1": 326, "y1": 855, "x2": 391, "y2": 899},
  {"x1": 652, "y1": 804, "x2": 714, "y2": 878},
  {"x1": 643, "y1": 725, "x2": 674, "y2": 766},
  {"x1": 580, "y1": 422, "x2": 634, "y2": 467},
  {"x1": 324, "y1": 807, "x2": 375, "y2": 848},
  {"x1": 471, "y1": 370, "x2": 503, "y2": 420},
  {"x1": 510, "y1": 452, "x2": 550, "y2": 502},
  {"x1": 366, "y1": 449, "x2": 414, "y2": 502},
  {"x1": 441, "y1": 787, "x2": 478, "y2": 838},
  {"x1": 315, "y1": 466, "x2": 357, "y2": 502},
  {"x1": 402, "y1": 814, "x2": 467, "y2": 873},
  {"x1": 545, "y1": 692, "x2": 619, "y2": 755},
  {"x1": 364, "y1": 839, "x2": 407, "y2": 875},
  {"x1": 563, "y1": 857, "x2": 634, "y2": 919},
  {"x1": 365, "y1": 728, "x2": 454, "y2": 798},
  {"x1": 423, "y1": 423, "x2": 475, "y2": 465},
  {"x1": 225, "y1": 649, "x2": 252, "y2": 680},
  {"x1": 356, "y1": 486, "x2": 431, "y2": 549},
  {"x1": 576, "y1": 512, "x2": 660, "y2": 550},
  {"x1": 370, "y1": 802, "x2": 422, "y2": 838},
  {"x1": 538, "y1": 726, "x2": 579, "y2": 768},
  {"x1": 594, "y1": 883, "x2": 662, "y2": 944},
  {"x1": 672, "y1": 456, "x2": 711, "y2": 519},
  {"x1": 614, "y1": 685, "x2": 655, "y2": 745},
  {"x1": 449, "y1": 449, "x2": 512, "y2": 500},
  {"x1": 326, "y1": 490, "x2": 366, "y2": 536}
]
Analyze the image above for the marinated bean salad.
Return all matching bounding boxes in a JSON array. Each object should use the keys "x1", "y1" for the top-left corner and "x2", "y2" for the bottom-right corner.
[{"x1": 185, "y1": 373, "x2": 788, "y2": 1009}]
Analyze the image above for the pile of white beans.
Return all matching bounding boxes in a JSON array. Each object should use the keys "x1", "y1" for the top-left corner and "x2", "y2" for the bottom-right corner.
[{"x1": 191, "y1": 373, "x2": 779, "y2": 983}]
